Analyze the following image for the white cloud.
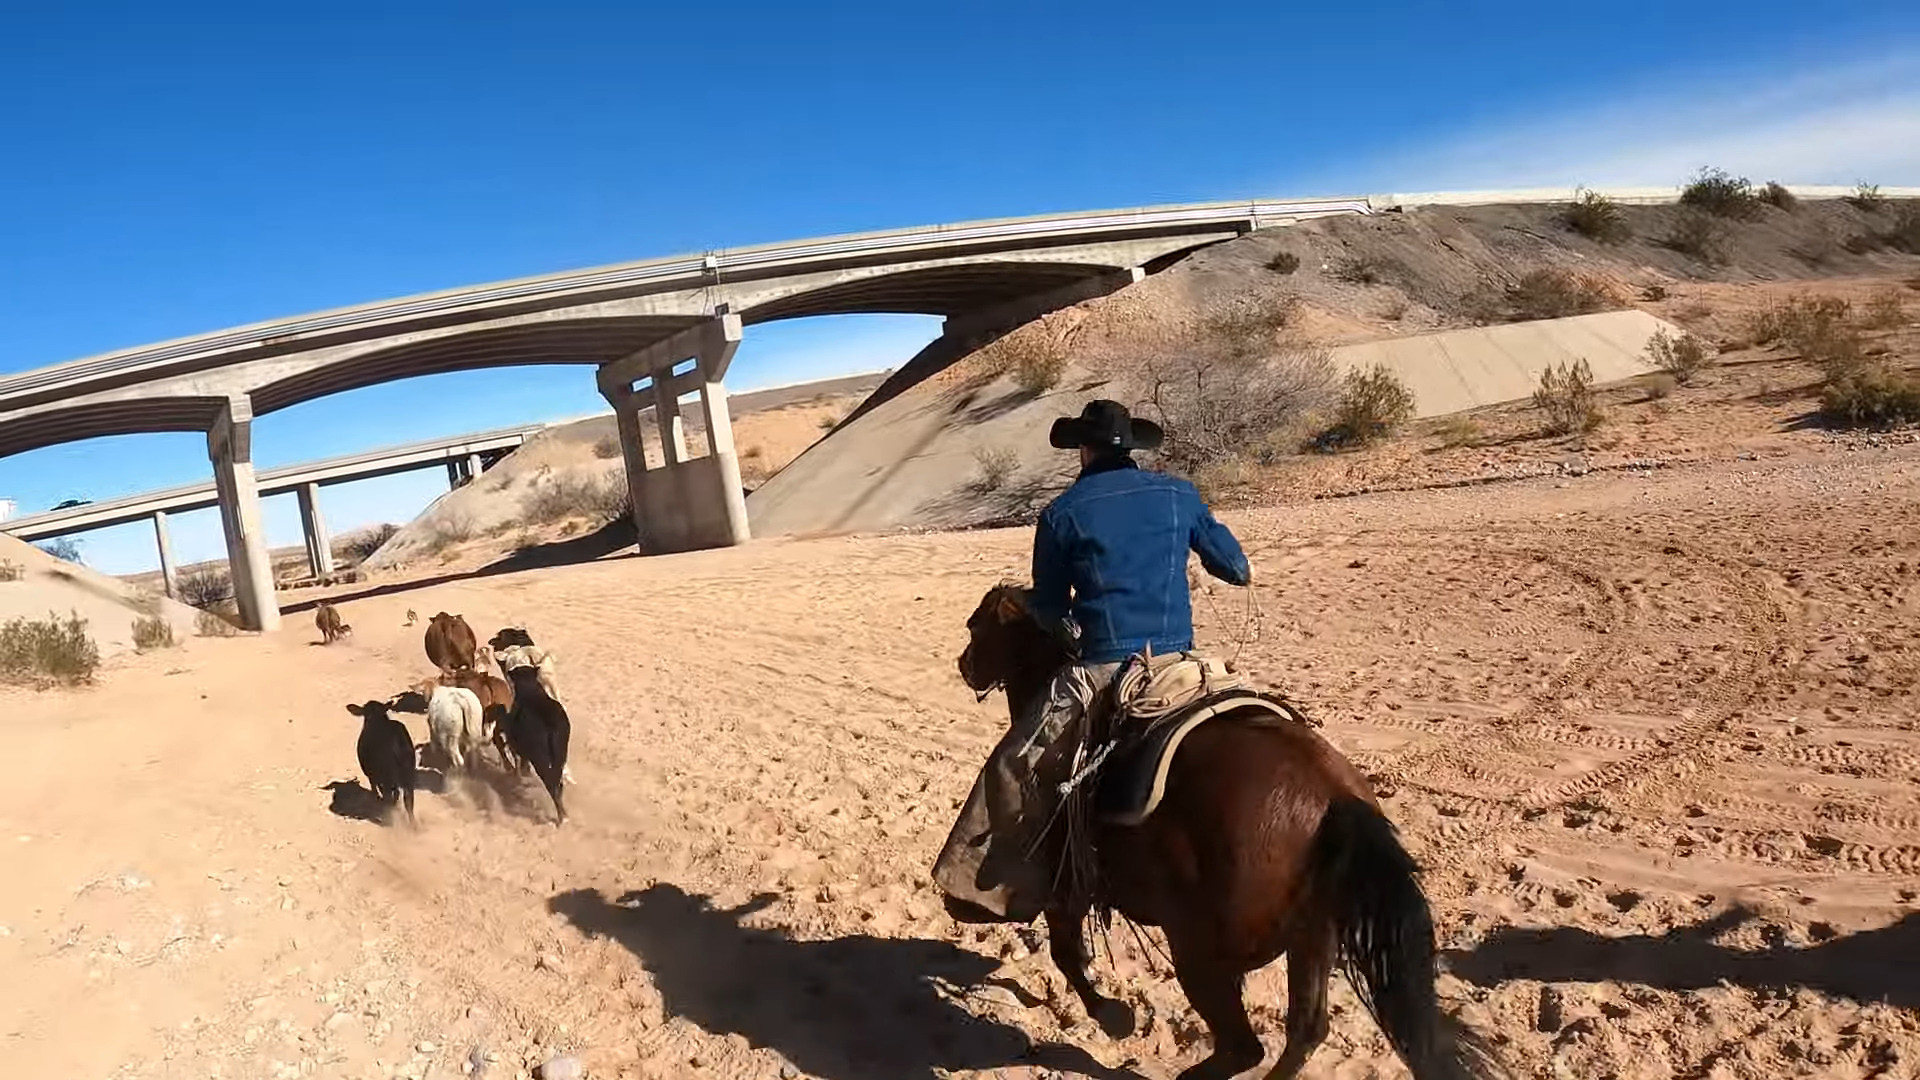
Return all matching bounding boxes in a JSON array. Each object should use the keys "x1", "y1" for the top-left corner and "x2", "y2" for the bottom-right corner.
[{"x1": 1319, "y1": 46, "x2": 1920, "y2": 192}]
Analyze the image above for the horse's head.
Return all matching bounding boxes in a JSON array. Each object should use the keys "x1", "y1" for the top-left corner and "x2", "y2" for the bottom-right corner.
[{"x1": 957, "y1": 583, "x2": 1057, "y2": 695}]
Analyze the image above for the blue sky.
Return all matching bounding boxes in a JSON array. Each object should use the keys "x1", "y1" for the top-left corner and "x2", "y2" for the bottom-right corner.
[{"x1": 2, "y1": 1, "x2": 1916, "y2": 573}]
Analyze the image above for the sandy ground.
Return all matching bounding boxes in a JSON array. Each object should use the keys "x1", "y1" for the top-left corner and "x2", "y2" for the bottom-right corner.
[{"x1": 2, "y1": 433, "x2": 1917, "y2": 1080}]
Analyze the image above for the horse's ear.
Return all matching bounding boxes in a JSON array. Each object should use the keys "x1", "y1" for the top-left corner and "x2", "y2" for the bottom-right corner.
[{"x1": 993, "y1": 589, "x2": 1027, "y2": 623}]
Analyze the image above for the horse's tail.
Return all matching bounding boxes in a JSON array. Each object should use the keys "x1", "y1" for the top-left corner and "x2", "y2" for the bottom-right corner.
[{"x1": 1307, "y1": 796, "x2": 1505, "y2": 1080}]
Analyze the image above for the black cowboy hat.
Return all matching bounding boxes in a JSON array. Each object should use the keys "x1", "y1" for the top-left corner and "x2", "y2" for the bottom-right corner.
[{"x1": 1048, "y1": 399, "x2": 1164, "y2": 452}]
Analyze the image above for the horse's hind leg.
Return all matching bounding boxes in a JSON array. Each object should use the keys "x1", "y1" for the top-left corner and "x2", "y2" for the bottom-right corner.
[
  {"x1": 1264, "y1": 928, "x2": 1332, "y2": 1080},
  {"x1": 1168, "y1": 930, "x2": 1264, "y2": 1080},
  {"x1": 1045, "y1": 905, "x2": 1134, "y2": 1038}
]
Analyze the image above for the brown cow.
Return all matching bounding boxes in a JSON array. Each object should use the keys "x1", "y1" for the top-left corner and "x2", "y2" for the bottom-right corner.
[
  {"x1": 315, "y1": 602, "x2": 351, "y2": 644},
  {"x1": 424, "y1": 612, "x2": 477, "y2": 675}
]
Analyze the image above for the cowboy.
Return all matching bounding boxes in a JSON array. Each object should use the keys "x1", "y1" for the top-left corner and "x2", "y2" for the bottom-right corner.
[{"x1": 935, "y1": 399, "x2": 1252, "y2": 922}]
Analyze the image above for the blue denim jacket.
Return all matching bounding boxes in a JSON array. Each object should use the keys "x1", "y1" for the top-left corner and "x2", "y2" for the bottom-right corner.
[{"x1": 1030, "y1": 457, "x2": 1251, "y2": 664}]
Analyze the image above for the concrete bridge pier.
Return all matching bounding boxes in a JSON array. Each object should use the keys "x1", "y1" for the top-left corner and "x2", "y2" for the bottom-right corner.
[
  {"x1": 597, "y1": 313, "x2": 749, "y2": 553},
  {"x1": 152, "y1": 510, "x2": 178, "y2": 599},
  {"x1": 296, "y1": 482, "x2": 334, "y2": 579},
  {"x1": 207, "y1": 398, "x2": 280, "y2": 632}
]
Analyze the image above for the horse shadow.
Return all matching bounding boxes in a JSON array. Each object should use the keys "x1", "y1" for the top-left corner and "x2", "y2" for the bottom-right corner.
[
  {"x1": 548, "y1": 883, "x2": 1134, "y2": 1080},
  {"x1": 1443, "y1": 904, "x2": 1920, "y2": 1010}
]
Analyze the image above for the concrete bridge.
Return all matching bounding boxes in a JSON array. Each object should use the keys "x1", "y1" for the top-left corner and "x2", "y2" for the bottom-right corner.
[
  {"x1": 3, "y1": 423, "x2": 546, "y2": 595},
  {"x1": 16, "y1": 185, "x2": 1889, "y2": 631},
  {"x1": 2, "y1": 195, "x2": 1402, "y2": 630}
]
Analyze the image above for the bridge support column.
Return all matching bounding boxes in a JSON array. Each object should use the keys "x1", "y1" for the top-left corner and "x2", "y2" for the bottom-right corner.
[
  {"x1": 207, "y1": 397, "x2": 280, "y2": 632},
  {"x1": 152, "y1": 511, "x2": 178, "y2": 599},
  {"x1": 597, "y1": 313, "x2": 749, "y2": 553},
  {"x1": 297, "y1": 482, "x2": 334, "y2": 579}
]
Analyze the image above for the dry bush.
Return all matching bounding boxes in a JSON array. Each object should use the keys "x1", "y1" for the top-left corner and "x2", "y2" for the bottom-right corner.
[
  {"x1": 1319, "y1": 365, "x2": 1416, "y2": 449},
  {"x1": 976, "y1": 330, "x2": 1070, "y2": 396},
  {"x1": 1377, "y1": 296, "x2": 1410, "y2": 322},
  {"x1": 176, "y1": 566, "x2": 232, "y2": 609},
  {"x1": 1330, "y1": 254, "x2": 1392, "y2": 285},
  {"x1": 1565, "y1": 189, "x2": 1631, "y2": 243},
  {"x1": 36, "y1": 537, "x2": 83, "y2": 564},
  {"x1": 1534, "y1": 358, "x2": 1603, "y2": 435},
  {"x1": 970, "y1": 445, "x2": 1020, "y2": 492},
  {"x1": 0, "y1": 561, "x2": 22, "y2": 582},
  {"x1": 1665, "y1": 212, "x2": 1730, "y2": 264},
  {"x1": 1750, "y1": 295, "x2": 1864, "y2": 368},
  {"x1": 1140, "y1": 345, "x2": 1337, "y2": 473},
  {"x1": 592, "y1": 434, "x2": 623, "y2": 459},
  {"x1": 1886, "y1": 206, "x2": 1920, "y2": 255},
  {"x1": 1645, "y1": 328, "x2": 1713, "y2": 384},
  {"x1": 1861, "y1": 288, "x2": 1906, "y2": 329},
  {"x1": 526, "y1": 473, "x2": 629, "y2": 526},
  {"x1": 1679, "y1": 167, "x2": 1763, "y2": 220},
  {"x1": 339, "y1": 523, "x2": 399, "y2": 565},
  {"x1": 1432, "y1": 415, "x2": 1484, "y2": 449},
  {"x1": 195, "y1": 607, "x2": 240, "y2": 638},
  {"x1": 1759, "y1": 182, "x2": 1797, "y2": 210},
  {"x1": 0, "y1": 611, "x2": 99, "y2": 686},
  {"x1": 1842, "y1": 233, "x2": 1883, "y2": 255},
  {"x1": 1847, "y1": 182, "x2": 1887, "y2": 212},
  {"x1": 738, "y1": 444, "x2": 770, "y2": 484},
  {"x1": 131, "y1": 615, "x2": 175, "y2": 651},
  {"x1": 1640, "y1": 283, "x2": 1671, "y2": 302},
  {"x1": 818, "y1": 413, "x2": 842, "y2": 431},
  {"x1": 1822, "y1": 363, "x2": 1920, "y2": 429},
  {"x1": 1506, "y1": 268, "x2": 1622, "y2": 320},
  {"x1": 1266, "y1": 251, "x2": 1301, "y2": 275},
  {"x1": 1645, "y1": 373, "x2": 1678, "y2": 401}
]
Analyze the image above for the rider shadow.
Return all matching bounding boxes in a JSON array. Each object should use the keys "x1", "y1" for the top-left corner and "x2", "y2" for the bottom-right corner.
[
  {"x1": 549, "y1": 883, "x2": 1136, "y2": 1080},
  {"x1": 1443, "y1": 904, "x2": 1920, "y2": 1010}
]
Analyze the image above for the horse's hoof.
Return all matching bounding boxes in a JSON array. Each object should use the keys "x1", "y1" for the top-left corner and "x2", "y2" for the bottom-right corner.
[{"x1": 1091, "y1": 998, "x2": 1136, "y2": 1040}]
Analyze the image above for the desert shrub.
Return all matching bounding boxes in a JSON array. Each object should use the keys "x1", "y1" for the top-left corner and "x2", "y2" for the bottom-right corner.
[
  {"x1": 1330, "y1": 255, "x2": 1393, "y2": 285},
  {"x1": 1750, "y1": 295, "x2": 1864, "y2": 368},
  {"x1": 1640, "y1": 283, "x2": 1671, "y2": 302},
  {"x1": 1759, "y1": 182, "x2": 1797, "y2": 211},
  {"x1": 1645, "y1": 373, "x2": 1678, "y2": 400},
  {"x1": 738, "y1": 444, "x2": 770, "y2": 484},
  {"x1": 0, "y1": 561, "x2": 22, "y2": 582},
  {"x1": 1665, "y1": 212, "x2": 1730, "y2": 264},
  {"x1": 817, "y1": 413, "x2": 842, "y2": 431},
  {"x1": 1861, "y1": 288, "x2": 1906, "y2": 330},
  {"x1": 338, "y1": 523, "x2": 400, "y2": 565},
  {"x1": 1432, "y1": 415, "x2": 1484, "y2": 448},
  {"x1": 1534, "y1": 358, "x2": 1603, "y2": 435},
  {"x1": 1847, "y1": 182, "x2": 1886, "y2": 212},
  {"x1": 1319, "y1": 365, "x2": 1416, "y2": 449},
  {"x1": 1886, "y1": 206, "x2": 1920, "y2": 254},
  {"x1": 131, "y1": 615, "x2": 175, "y2": 651},
  {"x1": 1140, "y1": 345, "x2": 1337, "y2": 473},
  {"x1": 1646, "y1": 328, "x2": 1713, "y2": 384},
  {"x1": 525, "y1": 474, "x2": 629, "y2": 526},
  {"x1": 1506, "y1": 268, "x2": 1621, "y2": 320},
  {"x1": 1679, "y1": 167, "x2": 1762, "y2": 220},
  {"x1": 1266, "y1": 251, "x2": 1301, "y2": 274},
  {"x1": 194, "y1": 607, "x2": 240, "y2": 638},
  {"x1": 1377, "y1": 296, "x2": 1410, "y2": 321},
  {"x1": 970, "y1": 445, "x2": 1020, "y2": 492},
  {"x1": 1821, "y1": 363, "x2": 1920, "y2": 428},
  {"x1": 36, "y1": 537, "x2": 83, "y2": 564},
  {"x1": 1564, "y1": 188, "x2": 1630, "y2": 243},
  {"x1": 592, "y1": 434, "x2": 622, "y2": 459},
  {"x1": 0, "y1": 611, "x2": 99, "y2": 686},
  {"x1": 176, "y1": 566, "x2": 232, "y2": 609},
  {"x1": 976, "y1": 330, "x2": 1070, "y2": 396},
  {"x1": 1842, "y1": 233, "x2": 1883, "y2": 255}
]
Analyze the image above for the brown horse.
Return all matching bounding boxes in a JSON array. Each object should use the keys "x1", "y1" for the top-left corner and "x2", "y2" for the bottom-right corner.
[{"x1": 955, "y1": 585, "x2": 1501, "y2": 1080}]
